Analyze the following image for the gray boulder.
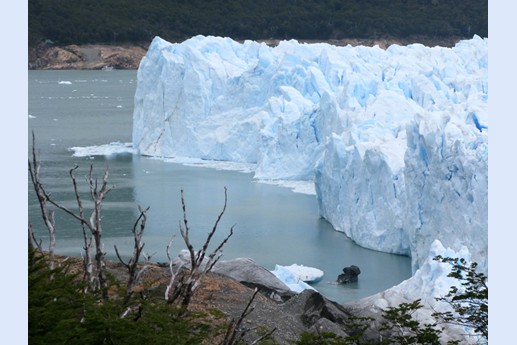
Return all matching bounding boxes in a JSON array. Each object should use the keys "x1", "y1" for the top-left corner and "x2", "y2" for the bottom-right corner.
[
  {"x1": 213, "y1": 257, "x2": 295, "y2": 302},
  {"x1": 167, "y1": 250, "x2": 294, "y2": 301}
]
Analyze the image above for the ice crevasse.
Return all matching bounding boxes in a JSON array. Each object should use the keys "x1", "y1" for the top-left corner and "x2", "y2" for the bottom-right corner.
[{"x1": 133, "y1": 35, "x2": 487, "y2": 277}]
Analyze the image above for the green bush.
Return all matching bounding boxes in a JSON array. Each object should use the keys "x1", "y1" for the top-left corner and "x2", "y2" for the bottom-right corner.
[{"x1": 28, "y1": 250, "x2": 217, "y2": 344}]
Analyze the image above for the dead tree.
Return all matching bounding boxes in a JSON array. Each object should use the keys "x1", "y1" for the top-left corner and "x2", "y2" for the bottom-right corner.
[
  {"x1": 165, "y1": 187, "x2": 234, "y2": 308},
  {"x1": 114, "y1": 205, "x2": 150, "y2": 304},
  {"x1": 164, "y1": 237, "x2": 182, "y2": 303},
  {"x1": 29, "y1": 132, "x2": 151, "y2": 302},
  {"x1": 28, "y1": 222, "x2": 43, "y2": 254},
  {"x1": 28, "y1": 132, "x2": 57, "y2": 269},
  {"x1": 68, "y1": 165, "x2": 94, "y2": 288},
  {"x1": 43, "y1": 164, "x2": 115, "y2": 299}
]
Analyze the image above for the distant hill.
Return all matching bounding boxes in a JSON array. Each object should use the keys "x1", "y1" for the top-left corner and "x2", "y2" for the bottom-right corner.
[{"x1": 29, "y1": 0, "x2": 487, "y2": 47}]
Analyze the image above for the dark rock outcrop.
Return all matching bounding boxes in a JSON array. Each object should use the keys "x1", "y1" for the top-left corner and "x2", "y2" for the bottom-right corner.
[
  {"x1": 337, "y1": 265, "x2": 361, "y2": 284},
  {"x1": 281, "y1": 289, "x2": 351, "y2": 337}
]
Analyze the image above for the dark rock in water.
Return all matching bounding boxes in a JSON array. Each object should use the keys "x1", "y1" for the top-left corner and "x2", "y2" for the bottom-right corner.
[{"x1": 337, "y1": 265, "x2": 361, "y2": 284}]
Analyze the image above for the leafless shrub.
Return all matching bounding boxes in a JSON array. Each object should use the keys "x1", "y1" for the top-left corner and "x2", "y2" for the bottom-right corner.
[
  {"x1": 28, "y1": 132, "x2": 57, "y2": 269},
  {"x1": 165, "y1": 187, "x2": 234, "y2": 308},
  {"x1": 29, "y1": 132, "x2": 116, "y2": 297},
  {"x1": 114, "y1": 205, "x2": 150, "y2": 304}
]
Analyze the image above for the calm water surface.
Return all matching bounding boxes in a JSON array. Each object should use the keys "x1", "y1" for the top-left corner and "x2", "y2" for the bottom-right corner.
[{"x1": 28, "y1": 70, "x2": 411, "y2": 304}]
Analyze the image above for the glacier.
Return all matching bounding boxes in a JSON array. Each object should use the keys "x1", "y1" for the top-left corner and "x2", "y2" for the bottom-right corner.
[{"x1": 133, "y1": 35, "x2": 487, "y2": 307}]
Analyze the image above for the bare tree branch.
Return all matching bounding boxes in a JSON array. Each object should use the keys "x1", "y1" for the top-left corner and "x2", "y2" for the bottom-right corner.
[
  {"x1": 28, "y1": 132, "x2": 56, "y2": 270},
  {"x1": 69, "y1": 165, "x2": 94, "y2": 288},
  {"x1": 179, "y1": 189, "x2": 196, "y2": 272},
  {"x1": 221, "y1": 288, "x2": 276, "y2": 345},
  {"x1": 114, "y1": 205, "x2": 150, "y2": 304},
  {"x1": 35, "y1": 156, "x2": 114, "y2": 298},
  {"x1": 196, "y1": 186, "x2": 228, "y2": 264},
  {"x1": 28, "y1": 222, "x2": 43, "y2": 254},
  {"x1": 165, "y1": 237, "x2": 185, "y2": 302},
  {"x1": 250, "y1": 328, "x2": 277, "y2": 345},
  {"x1": 166, "y1": 187, "x2": 234, "y2": 309}
]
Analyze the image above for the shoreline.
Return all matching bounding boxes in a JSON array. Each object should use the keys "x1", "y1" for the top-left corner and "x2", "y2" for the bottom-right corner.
[{"x1": 28, "y1": 36, "x2": 467, "y2": 70}]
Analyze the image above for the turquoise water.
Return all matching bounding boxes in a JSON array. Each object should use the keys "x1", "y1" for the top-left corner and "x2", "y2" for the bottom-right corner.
[{"x1": 28, "y1": 70, "x2": 411, "y2": 304}]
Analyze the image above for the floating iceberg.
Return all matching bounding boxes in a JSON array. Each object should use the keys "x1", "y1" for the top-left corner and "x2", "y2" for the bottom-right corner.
[
  {"x1": 133, "y1": 35, "x2": 488, "y2": 295},
  {"x1": 278, "y1": 264, "x2": 324, "y2": 283},
  {"x1": 271, "y1": 265, "x2": 317, "y2": 293}
]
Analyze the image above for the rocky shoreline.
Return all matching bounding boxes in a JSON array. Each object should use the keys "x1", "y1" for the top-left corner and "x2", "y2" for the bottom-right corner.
[
  {"x1": 51, "y1": 249, "x2": 468, "y2": 345},
  {"x1": 52, "y1": 253, "x2": 359, "y2": 344},
  {"x1": 28, "y1": 44, "x2": 147, "y2": 70},
  {"x1": 28, "y1": 36, "x2": 463, "y2": 70}
]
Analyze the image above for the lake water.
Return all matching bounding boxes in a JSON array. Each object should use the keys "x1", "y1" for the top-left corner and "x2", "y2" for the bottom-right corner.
[{"x1": 28, "y1": 69, "x2": 411, "y2": 304}]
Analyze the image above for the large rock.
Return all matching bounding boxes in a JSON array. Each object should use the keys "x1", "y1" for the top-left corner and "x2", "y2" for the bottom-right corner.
[
  {"x1": 282, "y1": 289, "x2": 350, "y2": 330},
  {"x1": 213, "y1": 257, "x2": 295, "y2": 301},
  {"x1": 337, "y1": 265, "x2": 361, "y2": 284},
  {"x1": 169, "y1": 250, "x2": 294, "y2": 301}
]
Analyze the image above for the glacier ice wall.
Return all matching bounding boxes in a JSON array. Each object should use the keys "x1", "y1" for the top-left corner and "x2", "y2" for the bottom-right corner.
[
  {"x1": 314, "y1": 38, "x2": 488, "y2": 272},
  {"x1": 133, "y1": 35, "x2": 487, "y2": 274}
]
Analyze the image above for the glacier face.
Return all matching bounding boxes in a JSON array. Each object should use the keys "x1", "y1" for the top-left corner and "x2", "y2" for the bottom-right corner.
[{"x1": 133, "y1": 35, "x2": 487, "y2": 275}]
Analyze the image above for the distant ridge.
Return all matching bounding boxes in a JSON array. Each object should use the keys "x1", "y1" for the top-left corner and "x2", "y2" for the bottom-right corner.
[{"x1": 29, "y1": 0, "x2": 487, "y2": 47}]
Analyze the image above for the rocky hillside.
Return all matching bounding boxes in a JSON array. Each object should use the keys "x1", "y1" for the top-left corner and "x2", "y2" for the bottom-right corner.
[
  {"x1": 28, "y1": 44, "x2": 147, "y2": 70},
  {"x1": 53, "y1": 253, "x2": 356, "y2": 344}
]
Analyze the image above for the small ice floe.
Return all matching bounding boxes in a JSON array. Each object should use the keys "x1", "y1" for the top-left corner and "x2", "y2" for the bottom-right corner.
[
  {"x1": 281, "y1": 264, "x2": 324, "y2": 283},
  {"x1": 58, "y1": 80, "x2": 72, "y2": 85},
  {"x1": 271, "y1": 265, "x2": 319, "y2": 293},
  {"x1": 68, "y1": 142, "x2": 135, "y2": 157}
]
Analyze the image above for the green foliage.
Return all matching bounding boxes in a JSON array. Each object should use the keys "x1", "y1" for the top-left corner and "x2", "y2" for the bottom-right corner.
[
  {"x1": 379, "y1": 300, "x2": 458, "y2": 345},
  {"x1": 433, "y1": 256, "x2": 488, "y2": 342},
  {"x1": 296, "y1": 331, "x2": 352, "y2": 345},
  {"x1": 29, "y1": 0, "x2": 488, "y2": 46},
  {"x1": 342, "y1": 315, "x2": 375, "y2": 344},
  {"x1": 28, "y1": 249, "x2": 219, "y2": 344},
  {"x1": 29, "y1": 250, "x2": 91, "y2": 344}
]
